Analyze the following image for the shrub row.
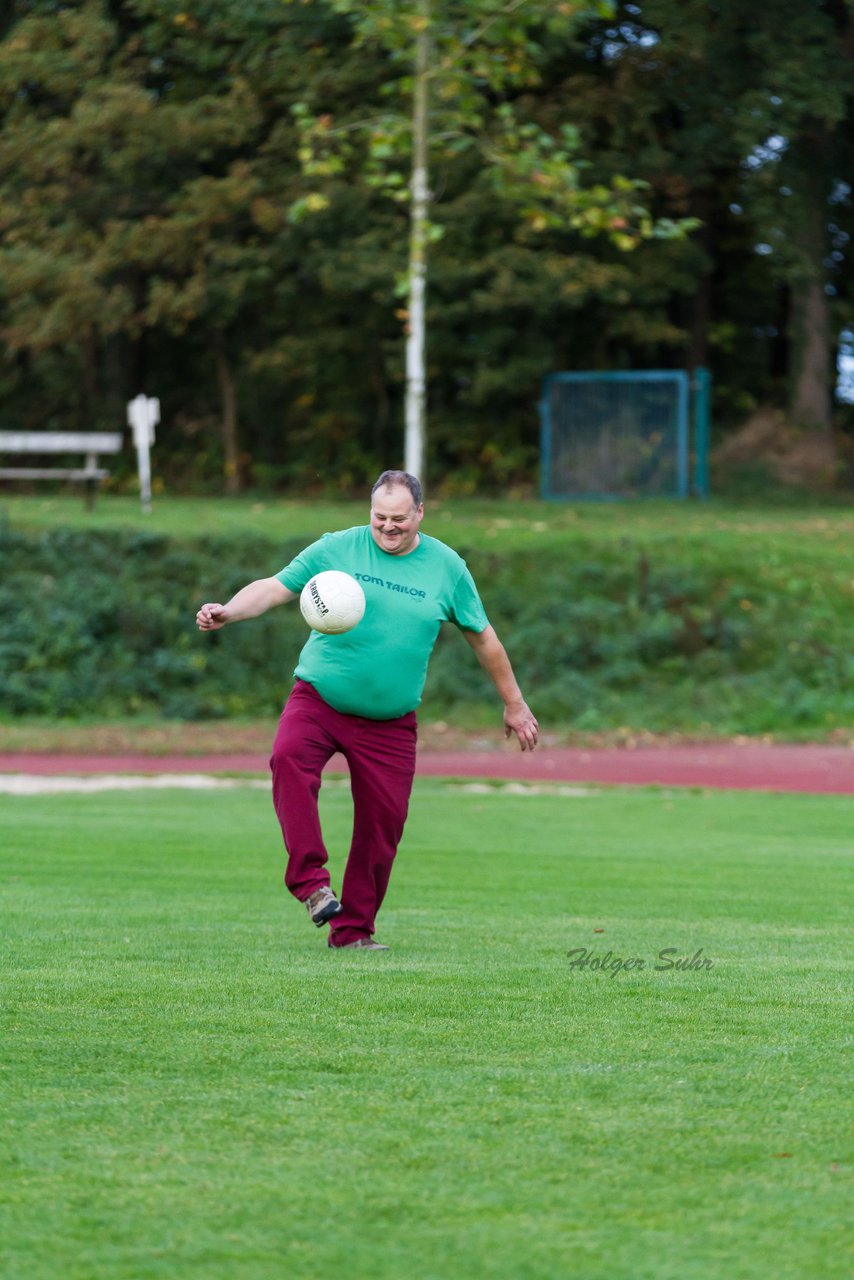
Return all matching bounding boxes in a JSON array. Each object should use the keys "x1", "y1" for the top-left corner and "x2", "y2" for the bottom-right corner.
[{"x1": 2, "y1": 525, "x2": 852, "y2": 735}]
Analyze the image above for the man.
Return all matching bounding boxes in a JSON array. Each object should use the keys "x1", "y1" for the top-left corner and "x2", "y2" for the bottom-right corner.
[{"x1": 196, "y1": 471, "x2": 538, "y2": 951}]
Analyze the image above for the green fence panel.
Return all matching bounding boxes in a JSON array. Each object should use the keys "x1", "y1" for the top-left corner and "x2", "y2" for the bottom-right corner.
[{"x1": 539, "y1": 369, "x2": 710, "y2": 500}]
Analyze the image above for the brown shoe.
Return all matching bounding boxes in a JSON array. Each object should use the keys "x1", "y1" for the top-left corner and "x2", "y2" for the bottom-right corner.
[
  {"x1": 328, "y1": 936, "x2": 389, "y2": 951},
  {"x1": 304, "y1": 886, "x2": 343, "y2": 927}
]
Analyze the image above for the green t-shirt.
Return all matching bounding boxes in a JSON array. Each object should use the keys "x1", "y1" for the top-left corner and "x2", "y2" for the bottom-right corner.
[{"x1": 276, "y1": 526, "x2": 488, "y2": 719}]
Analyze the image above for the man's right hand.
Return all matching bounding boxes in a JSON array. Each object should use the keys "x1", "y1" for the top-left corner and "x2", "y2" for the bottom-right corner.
[
  {"x1": 196, "y1": 577, "x2": 295, "y2": 631},
  {"x1": 196, "y1": 603, "x2": 229, "y2": 631}
]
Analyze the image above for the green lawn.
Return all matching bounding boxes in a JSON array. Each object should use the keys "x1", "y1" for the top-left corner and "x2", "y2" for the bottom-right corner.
[
  {"x1": 5, "y1": 491, "x2": 854, "y2": 567},
  {"x1": 2, "y1": 779, "x2": 851, "y2": 1279}
]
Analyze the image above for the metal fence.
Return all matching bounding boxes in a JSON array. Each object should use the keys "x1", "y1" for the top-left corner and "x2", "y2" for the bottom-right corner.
[{"x1": 539, "y1": 369, "x2": 710, "y2": 500}]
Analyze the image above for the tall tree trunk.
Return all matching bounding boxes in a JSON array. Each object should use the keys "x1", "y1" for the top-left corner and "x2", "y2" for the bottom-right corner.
[
  {"x1": 787, "y1": 4, "x2": 853, "y2": 442},
  {"x1": 786, "y1": 134, "x2": 833, "y2": 441},
  {"x1": 788, "y1": 274, "x2": 832, "y2": 431},
  {"x1": 216, "y1": 339, "x2": 241, "y2": 494},
  {"x1": 404, "y1": 0, "x2": 430, "y2": 483}
]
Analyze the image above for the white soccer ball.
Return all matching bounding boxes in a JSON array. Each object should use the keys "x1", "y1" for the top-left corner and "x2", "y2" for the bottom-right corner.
[{"x1": 299, "y1": 570, "x2": 366, "y2": 635}]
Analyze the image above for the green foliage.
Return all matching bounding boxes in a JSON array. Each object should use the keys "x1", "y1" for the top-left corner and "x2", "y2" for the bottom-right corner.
[
  {"x1": 3, "y1": 516, "x2": 854, "y2": 735},
  {"x1": 0, "y1": 525, "x2": 306, "y2": 718},
  {"x1": 291, "y1": 1, "x2": 693, "y2": 245},
  {"x1": 429, "y1": 538, "x2": 854, "y2": 734},
  {"x1": 568, "y1": 0, "x2": 854, "y2": 430},
  {"x1": 0, "y1": 1, "x2": 851, "y2": 487}
]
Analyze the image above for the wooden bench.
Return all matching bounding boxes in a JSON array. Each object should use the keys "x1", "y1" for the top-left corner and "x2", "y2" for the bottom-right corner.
[{"x1": 0, "y1": 431, "x2": 123, "y2": 508}]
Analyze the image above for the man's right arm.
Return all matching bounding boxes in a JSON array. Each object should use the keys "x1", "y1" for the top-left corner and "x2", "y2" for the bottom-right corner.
[{"x1": 196, "y1": 577, "x2": 296, "y2": 631}]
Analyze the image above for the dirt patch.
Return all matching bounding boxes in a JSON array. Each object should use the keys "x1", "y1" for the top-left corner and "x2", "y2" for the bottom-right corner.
[{"x1": 712, "y1": 407, "x2": 840, "y2": 490}]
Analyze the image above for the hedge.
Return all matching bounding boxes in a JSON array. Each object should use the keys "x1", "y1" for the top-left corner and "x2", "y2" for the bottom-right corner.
[{"x1": 2, "y1": 525, "x2": 852, "y2": 736}]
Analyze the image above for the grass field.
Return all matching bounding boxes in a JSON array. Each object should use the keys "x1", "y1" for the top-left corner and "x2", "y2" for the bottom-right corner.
[
  {"x1": 2, "y1": 778, "x2": 851, "y2": 1279},
  {"x1": 5, "y1": 491, "x2": 854, "y2": 568}
]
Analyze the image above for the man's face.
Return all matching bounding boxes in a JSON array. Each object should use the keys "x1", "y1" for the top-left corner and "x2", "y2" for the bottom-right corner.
[{"x1": 370, "y1": 484, "x2": 424, "y2": 555}]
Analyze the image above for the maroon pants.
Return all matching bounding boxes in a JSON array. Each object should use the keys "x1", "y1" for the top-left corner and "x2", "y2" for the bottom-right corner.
[{"x1": 270, "y1": 680, "x2": 417, "y2": 944}]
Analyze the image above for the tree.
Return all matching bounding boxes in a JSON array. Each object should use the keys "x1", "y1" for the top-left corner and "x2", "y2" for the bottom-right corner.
[
  {"x1": 0, "y1": 0, "x2": 311, "y2": 489},
  {"x1": 736, "y1": 0, "x2": 854, "y2": 444},
  {"x1": 5, "y1": 0, "x2": 847, "y2": 494},
  {"x1": 564, "y1": 0, "x2": 854, "y2": 454},
  {"x1": 290, "y1": 0, "x2": 690, "y2": 483}
]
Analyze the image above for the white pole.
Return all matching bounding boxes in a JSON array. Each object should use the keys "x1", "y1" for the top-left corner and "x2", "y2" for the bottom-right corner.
[
  {"x1": 404, "y1": 1, "x2": 430, "y2": 483},
  {"x1": 127, "y1": 394, "x2": 159, "y2": 514},
  {"x1": 136, "y1": 433, "x2": 152, "y2": 514}
]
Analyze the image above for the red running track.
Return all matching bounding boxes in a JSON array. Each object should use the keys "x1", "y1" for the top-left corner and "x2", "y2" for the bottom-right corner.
[{"x1": 1, "y1": 742, "x2": 853, "y2": 794}]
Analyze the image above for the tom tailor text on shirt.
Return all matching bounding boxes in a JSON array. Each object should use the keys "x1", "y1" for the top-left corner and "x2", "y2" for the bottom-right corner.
[{"x1": 354, "y1": 573, "x2": 427, "y2": 598}]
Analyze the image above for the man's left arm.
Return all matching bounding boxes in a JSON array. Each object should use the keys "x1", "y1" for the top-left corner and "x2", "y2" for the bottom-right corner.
[{"x1": 463, "y1": 625, "x2": 539, "y2": 752}]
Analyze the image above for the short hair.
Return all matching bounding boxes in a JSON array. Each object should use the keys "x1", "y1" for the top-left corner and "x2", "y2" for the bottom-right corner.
[{"x1": 370, "y1": 470, "x2": 423, "y2": 508}]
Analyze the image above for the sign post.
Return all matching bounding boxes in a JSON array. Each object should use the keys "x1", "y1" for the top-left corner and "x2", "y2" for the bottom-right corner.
[{"x1": 127, "y1": 395, "x2": 160, "y2": 513}]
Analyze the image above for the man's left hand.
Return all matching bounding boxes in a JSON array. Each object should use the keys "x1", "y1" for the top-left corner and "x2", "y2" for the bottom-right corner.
[{"x1": 504, "y1": 701, "x2": 539, "y2": 752}]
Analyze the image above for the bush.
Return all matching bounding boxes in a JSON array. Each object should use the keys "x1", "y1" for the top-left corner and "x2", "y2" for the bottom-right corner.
[{"x1": 2, "y1": 525, "x2": 852, "y2": 735}]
